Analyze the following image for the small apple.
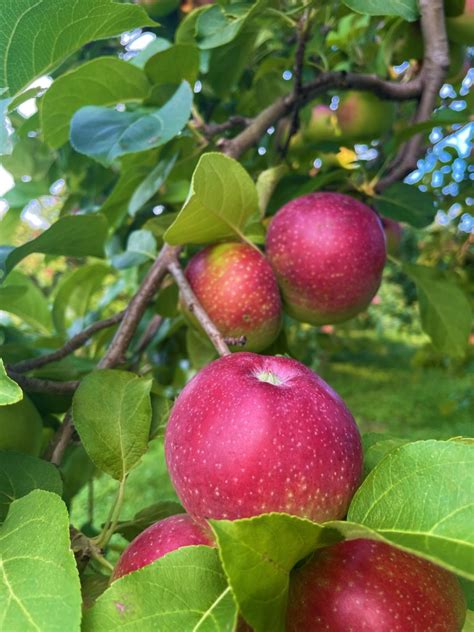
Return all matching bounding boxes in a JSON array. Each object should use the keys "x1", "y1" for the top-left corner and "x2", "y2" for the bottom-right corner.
[
  {"x1": 165, "y1": 352, "x2": 362, "y2": 522},
  {"x1": 446, "y1": 0, "x2": 474, "y2": 45},
  {"x1": 305, "y1": 105, "x2": 340, "y2": 143},
  {"x1": 182, "y1": 242, "x2": 282, "y2": 352},
  {"x1": 112, "y1": 514, "x2": 213, "y2": 580},
  {"x1": 135, "y1": 0, "x2": 180, "y2": 17},
  {"x1": 0, "y1": 395, "x2": 43, "y2": 456},
  {"x1": 266, "y1": 192, "x2": 386, "y2": 325},
  {"x1": 381, "y1": 217, "x2": 403, "y2": 256},
  {"x1": 286, "y1": 539, "x2": 466, "y2": 631},
  {"x1": 337, "y1": 91, "x2": 395, "y2": 142}
]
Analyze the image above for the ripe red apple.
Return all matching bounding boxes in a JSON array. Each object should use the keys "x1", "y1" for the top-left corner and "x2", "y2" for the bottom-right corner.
[
  {"x1": 112, "y1": 514, "x2": 213, "y2": 580},
  {"x1": 381, "y1": 217, "x2": 403, "y2": 256},
  {"x1": 182, "y1": 242, "x2": 282, "y2": 352},
  {"x1": 265, "y1": 192, "x2": 386, "y2": 325},
  {"x1": 286, "y1": 539, "x2": 466, "y2": 631},
  {"x1": 337, "y1": 91, "x2": 395, "y2": 142},
  {"x1": 165, "y1": 352, "x2": 362, "y2": 522}
]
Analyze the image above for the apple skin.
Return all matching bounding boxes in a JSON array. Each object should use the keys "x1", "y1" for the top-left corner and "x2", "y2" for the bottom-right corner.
[
  {"x1": 446, "y1": 0, "x2": 474, "y2": 44},
  {"x1": 165, "y1": 352, "x2": 362, "y2": 522},
  {"x1": 265, "y1": 192, "x2": 386, "y2": 325},
  {"x1": 337, "y1": 91, "x2": 395, "y2": 142},
  {"x1": 381, "y1": 217, "x2": 403, "y2": 257},
  {"x1": 182, "y1": 242, "x2": 282, "y2": 352},
  {"x1": 0, "y1": 395, "x2": 43, "y2": 456},
  {"x1": 286, "y1": 539, "x2": 466, "y2": 632},
  {"x1": 305, "y1": 105, "x2": 340, "y2": 143},
  {"x1": 112, "y1": 514, "x2": 214, "y2": 581}
]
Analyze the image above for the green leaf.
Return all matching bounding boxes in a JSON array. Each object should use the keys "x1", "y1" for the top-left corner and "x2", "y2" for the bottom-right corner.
[
  {"x1": 70, "y1": 82, "x2": 193, "y2": 166},
  {"x1": 52, "y1": 263, "x2": 111, "y2": 335},
  {"x1": 82, "y1": 546, "x2": 237, "y2": 631},
  {"x1": 1, "y1": 136, "x2": 53, "y2": 181},
  {"x1": 145, "y1": 45, "x2": 199, "y2": 86},
  {"x1": 196, "y1": 2, "x2": 265, "y2": 50},
  {"x1": 186, "y1": 328, "x2": 217, "y2": 370},
  {"x1": 115, "y1": 500, "x2": 185, "y2": 541},
  {"x1": 403, "y1": 264, "x2": 472, "y2": 357},
  {"x1": 363, "y1": 437, "x2": 410, "y2": 476},
  {"x1": 128, "y1": 152, "x2": 178, "y2": 217},
  {"x1": 208, "y1": 27, "x2": 258, "y2": 97},
  {"x1": 374, "y1": 183, "x2": 435, "y2": 228},
  {"x1": 211, "y1": 513, "x2": 341, "y2": 632},
  {"x1": 72, "y1": 370, "x2": 152, "y2": 480},
  {"x1": 130, "y1": 38, "x2": 171, "y2": 69},
  {"x1": 1, "y1": 270, "x2": 53, "y2": 333},
  {"x1": 256, "y1": 164, "x2": 288, "y2": 217},
  {"x1": 0, "y1": 96, "x2": 12, "y2": 155},
  {"x1": 0, "y1": 0, "x2": 155, "y2": 97},
  {"x1": 462, "y1": 610, "x2": 474, "y2": 631},
  {"x1": 155, "y1": 282, "x2": 179, "y2": 318},
  {"x1": 111, "y1": 230, "x2": 157, "y2": 270},
  {"x1": 164, "y1": 153, "x2": 258, "y2": 245},
  {"x1": 0, "y1": 451, "x2": 62, "y2": 521},
  {"x1": 0, "y1": 490, "x2": 81, "y2": 630},
  {"x1": 0, "y1": 359, "x2": 22, "y2": 406},
  {"x1": 348, "y1": 440, "x2": 474, "y2": 579},
  {"x1": 40, "y1": 57, "x2": 151, "y2": 149},
  {"x1": 342, "y1": 0, "x2": 418, "y2": 21},
  {"x1": 0, "y1": 214, "x2": 108, "y2": 281}
]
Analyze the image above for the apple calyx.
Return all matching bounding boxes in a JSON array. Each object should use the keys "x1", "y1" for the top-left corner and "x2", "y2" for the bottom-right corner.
[{"x1": 254, "y1": 370, "x2": 284, "y2": 386}]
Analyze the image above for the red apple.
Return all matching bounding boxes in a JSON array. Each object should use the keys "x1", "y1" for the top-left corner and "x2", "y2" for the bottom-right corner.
[
  {"x1": 286, "y1": 539, "x2": 466, "y2": 631},
  {"x1": 165, "y1": 352, "x2": 362, "y2": 522},
  {"x1": 337, "y1": 91, "x2": 395, "y2": 142},
  {"x1": 112, "y1": 514, "x2": 213, "y2": 580},
  {"x1": 381, "y1": 217, "x2": 403, "y2": 256},
  {"x1": 265, "y1": 192, "x2": 386, "y2": 325},
  {"x1": 183, "y1": 242, "x2": 282, "y2": 352}
]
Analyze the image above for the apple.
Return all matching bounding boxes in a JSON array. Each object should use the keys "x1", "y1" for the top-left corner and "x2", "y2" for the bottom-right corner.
[
  {"x1": 135, "y1": 0, "x2": 180, "y2": 17},
  {"x1": 165, "y1": 352, "x2": 362, "y2": 522},
  {"x1": 445, "y1": 0, "x2": 466, "y2": 17},
  {"x1": 112, "y1": 514, "x2": 214, "y2": 580},
  {"x1": 0, "y1": 395, "x2": 43, "y2": 456},
  {"x1": 182, "y1": 242, "x2": 282, "y2": 352},
  {"x1": 265, "y1": 192, "x2": 386, "y2": 325},
  {"x1": 286, "y1": 538, "x2": 466, "y2": 631},
  {"x1": 381, "y1": 217, "x2": 403, "y2": 257},
  {"x1": 336, "y1": 91, "x2": 395, "y2": 142},
  {"x1": 305, "y1": 105, "x2": 340, "y2": 143},
  {"x1": 446, "y1": 0, "x2": 474, "y2": 45}
]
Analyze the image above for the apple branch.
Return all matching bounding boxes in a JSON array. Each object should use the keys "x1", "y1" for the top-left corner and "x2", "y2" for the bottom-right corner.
[
  {"x1": 166, "y1": 257, "x2": 231, "y2": 357},
  {"x1": 7, "y1": 370, "x2": 79, "y2": 394}
]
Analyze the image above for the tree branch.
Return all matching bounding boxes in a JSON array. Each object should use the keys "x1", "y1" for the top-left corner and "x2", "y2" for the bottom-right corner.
[
  {"x1": 167, "y1": 258, "x2": 231, "y2": 357},
  {"x1": 47, "y1": 411, "x2": 74, "y2": 465},
  {"x1": 7, "y1": 370, "x2": 79, "y2": 394}
]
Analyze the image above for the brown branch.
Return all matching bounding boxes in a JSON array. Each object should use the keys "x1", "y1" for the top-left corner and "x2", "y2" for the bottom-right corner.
[
  {"x1": 11, "y1": 312, "x2": 125, "y2": 374},
  {"x1": 166, "y1": 258, "x2": 230, "y2": 357},
  {"x1": 46, "y1": 411, "x2": 74, "y2": 465},
  {"x1": 7, "y1": 370, "x2": 79, "y2": 394},
  {"x1": 224, "y1": 335, "x2": 247, "y2": 348},
  {"x1": 200, "y1": 116, "x2": 251, "y2": 139}
]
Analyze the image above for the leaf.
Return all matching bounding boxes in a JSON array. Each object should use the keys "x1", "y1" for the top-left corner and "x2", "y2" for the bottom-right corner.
[
  {"x1": 1, "y1": 136, "x2": 53, "y2": 181},
  {"x1": 208, "y1": 27, "x2": 258, "y2": 98},
  {"x1": 342, "y1": 0, "x2": 418, "y2": 21},
  {"x1": 0, "y1": 96, "x2": 12, "y2": 155},
  {"x1": 348, "y1": 440, "x2": 474, "y2": 579},
  {"x1": 211, "y1": 513, "x2": 341, "y2": 632},
  {"x1": 130, "y1": 38, "x2": 171, "y2": 69},
  {"x1": 1, "y1": 270, "x2": 53, "y2": 333},
  {"x1": 403, "y1": 264, "x2": 472, "y2": 357},
  {"x1": 196, "y1": 2, "x2": 266, "y2": 50},
  {"x1": 40, "y1": 57, "x2": 150, "y2": 149},
  {"x1": 0, "y1": 451, "x2": 62, "y2": 521},
  {"x1": 164, "y1": 153, "x2": 258, "y2": 245},
  {"x1": 72, "y1": 370, "x2": 152, "y2": 480},
  {"x1": 82, "y1": 546, "x2": 237, "y2": 631},
  {"x1": 186, "y1": 328, "x2": 217, "y2": 370},
  {"x1": 462, "y1": 610, "x2": 474, "y2": 631},
  {"x1": 111, "y1": 230, "x2": 157, "y2": 270},
  {"x1": 0, "y1": 214, "x2": 108, "y2": 281},
  {"x1": 0, "y1": 0, "x2": 155, "y2": 97},
  {"x1": 128, "y1": 152, "x2": 178, "y2": 217},
  {"x1": 115, "y1": 500, "x2": 185, "y2": 541},
  {"x1": 374, "y1": 183, "x2": 435, "y2": 228},
  {"x1": 145, "y1": 45, "x2": 199, "y2": 86},
  {"x1": 0, "y1": 490, "x2": 81, "y2": 630},
  {"x1": 363, "y1": 437, "x2": 410, "y2": 476},
  {"x1": 70, "y1": 82, "x2": 193, "y2": 166},
  {"x1": 256, "y1": 165, "x2": 288, "y2": 217},
  {"x1": 0, "y1": 360, "x2": 22, "y2": 406},
  {"x1": 52, "y1": 263, "x2": 111, "y2": 335}
]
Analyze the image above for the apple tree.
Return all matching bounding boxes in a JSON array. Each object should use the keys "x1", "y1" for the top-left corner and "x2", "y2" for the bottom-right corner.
[{"x1": 0, "y1": 0, "x2": 473, "y2": 630}]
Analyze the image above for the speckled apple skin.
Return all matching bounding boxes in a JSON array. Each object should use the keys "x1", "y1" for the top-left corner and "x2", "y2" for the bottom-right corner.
[
  {"x1": 286, "y1": 539, "x2": 466, "y2": 632},
  {"x1": 182, "y1": 242, "x2": 282, "y2": 352},
  {"x1": 112, "y1": 514, "x2": 213, "y2": 581},
  {"x1": 266, "y1": 192, "x2": 386, "y2": 325},
  {"x1": 165, "y1": 352, "x2": 362, "y2": 522},
  {"x1": 337, "y1": 91, "x2": 395, "y2": 141}
]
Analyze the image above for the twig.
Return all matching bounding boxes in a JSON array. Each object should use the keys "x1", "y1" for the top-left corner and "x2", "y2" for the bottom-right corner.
[
  {"x1": 11, "y1": 312, "x2": 125, "y2": 373},
  {"x1": 167, "y1": 258, "x2": 230, "y2": 357},
  {"x1": 199, "y1": 116, "x2": 251, "y2": 139},
  {"x1": 7, "y1": 370, "x2": 79, "y2": 394},
  {"x1": 47, "y1": 411, "x2": 74, "y2": 465},
  {"x1": 224, "y1": 336, "x2": 247, "y2": 348}
]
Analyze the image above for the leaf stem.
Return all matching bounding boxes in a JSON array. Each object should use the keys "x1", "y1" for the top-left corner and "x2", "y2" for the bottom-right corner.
[{"x1": 95, "y1": 475, "x2": 127, "y2": 549}]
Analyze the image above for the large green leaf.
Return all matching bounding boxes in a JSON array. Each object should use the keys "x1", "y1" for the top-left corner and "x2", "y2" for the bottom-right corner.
[
  {"x1": 82, "y1": 547, "x2": 237, "y2": 631},
  {"x1": 128, "y1": 152, "x2": 178, "y2": 217},
  {"x1": 164, "y1": 153, "x2": 259, "y2": 245},
  {"x1": 72, "y1": 370, "x2": 152, "y2": 480},
  {"x1": 0, "y1": 451, "x2": 62, "y2": 521},
  {"x1": 70, "y1": 82, "x2": 193, "y2": 165},
  {"x1": 1, "y1": 270, "x2": 53, "y2": 333},
  {"x1": 196, "y1": 2, "x2": 266, "y2": 50},
  {"x1": 404, "y1": 264, "x2": 472, "y2": 357},
  {"x1": 145, "y1": 45, "x2": 199, "y2": 86},
  {"x1": 348, "y1": 440, "x2": 474, "y2": 579},
  {"x1": 0, "y1": 359, "x2": 22, "y2": 406},
  {"x1": 0, "y1": 0, "x2": 155, "y2": 97},
  {"x1": 374, "y1": 183, "x2": 435, "y2": 228},
  {"x1": 342, "y1": 0, "x2": 418, "y2": 21},
  {"x1": 40, "y1": 57, "x2": 151, "y2": 149},
  {"x1": 0, "y1": 214, "x2": 108, "y2": 280},
  {"x1": 0, "y1": 490, "x2": 81, "y2": 630},
  {"x1": 211, "y1": 514, "x2": 341, "y2": 632}
]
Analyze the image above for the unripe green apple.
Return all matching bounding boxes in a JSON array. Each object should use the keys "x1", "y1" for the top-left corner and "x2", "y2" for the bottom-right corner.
[
  {"x1": 305, "y1": 105, "x2": 340, "y2": 143},
  {"x1": 337, "y1": 92, "x2": 395, "y2": 142},
  {"x1": 135, "y1": 0, "x2": 180, "y2": 17},
  {"x1": 446, "y1": 0, "x2": 474, "y2": 44},
  {"x1": 0, "y1": 395, "x2": 43, "y2": 456}
]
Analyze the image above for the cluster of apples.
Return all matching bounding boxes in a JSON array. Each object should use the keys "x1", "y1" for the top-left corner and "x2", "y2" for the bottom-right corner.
[{"x1": 113, "y1": 192, "x2": 465, "y2": 629}]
